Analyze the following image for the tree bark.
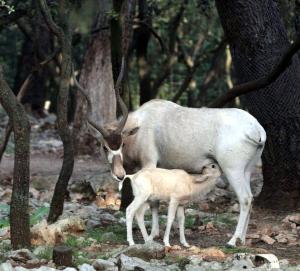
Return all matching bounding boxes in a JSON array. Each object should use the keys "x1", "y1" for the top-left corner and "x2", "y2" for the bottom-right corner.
[
  {"x1": 0, "y1": 66, "x2": 31, "y2": 249},
  {"x1": 73, "y1": 1, "x2": 116, "y2": 155},
  {"x1": 136, "y1": 0, "x2": 152, "y2": 105},
  {"x1": 110, "y1": 0, "x2": 131, "y2": 108},
  {"x1": 216, "y1": 0, "x2": 300, "y2": 209},
  {"x1": 39, "y1": 0, "x2": 75, "y2": 223}
]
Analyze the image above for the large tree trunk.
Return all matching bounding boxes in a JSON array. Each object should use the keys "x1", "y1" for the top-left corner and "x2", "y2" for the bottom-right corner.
[
  {"x1": 0, "y1": 66, "x2": 31, "y2": 248},
  {"x1": 215, "y1": 0, "x2": 300, "y2": 209},
  {"x1": 73, "y1": 1, "x2": 116, "y2": 155}
]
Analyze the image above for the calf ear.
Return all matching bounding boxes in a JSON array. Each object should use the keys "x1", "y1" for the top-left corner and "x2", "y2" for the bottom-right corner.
[
  {"x1": 194, "y1": 175, "x2": 209, "y2": 183},
  {"x1": 122, "y1": 127, "x2": 140, "y2": 137}
]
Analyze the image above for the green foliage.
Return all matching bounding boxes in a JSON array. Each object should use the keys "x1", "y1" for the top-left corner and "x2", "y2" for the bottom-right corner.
[
  {"x1": 185, "y1": 214, "x2": 195, "y2": 229},
  {"x1": 201, "y1": 213, "x2": 236, "y2": 228},
  {"x1": 35, "y1": 246, "x2": 53, "y2": 261},
  {"x1": 86, "y1": 225, "x2": 127, "y2": 243},
  {"x1": 0, "y1": 205, "x2": 49, "y2": 228},
  {"x1": 30, "y1": 207, "x2": 49, "y2": 225},
  {"x1": 220, "y1": 246, "x2": 253, "y2": 254}
]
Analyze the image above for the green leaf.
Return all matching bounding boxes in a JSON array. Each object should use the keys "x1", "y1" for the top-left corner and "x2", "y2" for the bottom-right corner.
[{"x1": 30, "y1": 207, "x2": 49, "y2": 225}]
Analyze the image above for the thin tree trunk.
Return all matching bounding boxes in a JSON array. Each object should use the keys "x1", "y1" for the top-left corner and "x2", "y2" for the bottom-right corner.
[
  {"x1": 0, "y1": 66, "x2": 31, "y2": 249},
  {"x1": 39, "y1": 0, "x2": 75, "y2": 223},
  {"x1": 73, "y1": 1, "x2": 116, "y2": 155},
  {"x1": 216, "y1": 0, "x2": 300, "y2": 209},
  {"x1": 111, "y1": 0, "x2": 130, "y2": 107}
]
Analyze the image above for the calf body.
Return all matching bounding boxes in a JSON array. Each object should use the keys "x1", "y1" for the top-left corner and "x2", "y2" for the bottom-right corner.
[{"x1": 126, "y1": 164, "x2": 221, "y2": 247}]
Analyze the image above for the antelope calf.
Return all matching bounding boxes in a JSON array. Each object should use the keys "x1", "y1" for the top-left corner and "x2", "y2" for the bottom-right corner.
[{"x1": 124, "y1": 164, "x2": 221, "y2": 247}]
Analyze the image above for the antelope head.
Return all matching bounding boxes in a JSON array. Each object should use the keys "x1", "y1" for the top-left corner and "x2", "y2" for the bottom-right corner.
[{"x1": 74, "y1": 57, "x2": 139, "y2": 181}]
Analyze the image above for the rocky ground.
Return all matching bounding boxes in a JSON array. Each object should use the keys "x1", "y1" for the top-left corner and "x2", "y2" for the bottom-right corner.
[{"x1": 0, "y1": 112, "x2": 299, "y2": 270}]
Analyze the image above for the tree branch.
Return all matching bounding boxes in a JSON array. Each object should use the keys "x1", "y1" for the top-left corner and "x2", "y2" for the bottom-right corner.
[
  {"x1": 208, "y1": 38, "x2": 300, "y2": 108},
  {"x1": 38, "y1": 0, "x2": 62, "y2": 37}
]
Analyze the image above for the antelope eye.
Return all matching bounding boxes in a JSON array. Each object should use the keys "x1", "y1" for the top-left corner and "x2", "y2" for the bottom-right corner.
[
  {"x1": 212, "y1": 165, "x2": 215, "y2": 168},
  {"x1": 103, "y1": 145, "x2": 108, "y2": 152}
]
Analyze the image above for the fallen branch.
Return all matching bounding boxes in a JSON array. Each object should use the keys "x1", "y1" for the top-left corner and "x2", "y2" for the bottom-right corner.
[{"x1": 208, "y1": 38, "x2": 300, "y2": 108}]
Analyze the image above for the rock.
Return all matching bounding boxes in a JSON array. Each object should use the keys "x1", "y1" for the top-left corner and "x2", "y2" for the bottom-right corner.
[
  {"x1": 188, "y1": 246, "x2": 201, "y2": 254},
  {"x1": 201, "y1": 261, "x2": 224, "y2": 270},
  {"x1": 275, "y1": 233, "x2": 288, "y2": 244},
  {"x1": 31, "y1": 216, "x2": 85, "y2": 245},
  {"x1": 170, "y1": 245, "x2": 182, "y2": 251},
  {"x1": 86, "y1": 219, "x2": 102, "y2": 229},
  {"x1": 14, "y1": 267, "x2": 30, "y2": 271},
  {"x1": 99, "y1": 213, "x2": 117, "y2": 224},
  {"x1": 33, "y1": 246, "x2": 50, "y2": 256},
  {"x1": 283, "y1": 213, "x2": 300, "y2": 226},
  {"x1": 201, "y1": 248, "x2": 226, "y2": 262},
  {"x1": 120, "y1": 241, "x2": 165, "y2": 261},
  {"x1": 79, "y1": 264, "x2": 96, "y2": 271},
  {"x1": 229, "y1": 203, "x2": 239, "y2": 213},
  {"x1": 63, "y1": 268, "x2": 77, "y2": 271},
  {"x1": 118, "y1": 254, "x2": 179, "y2": 271},
  {"x1": 260, "y1": 235, "x2": 275, "y2": 245},
  {"x1": 188, "y1": 255, "x2": 203, "y2": 265},
  {"x1": 6, "y1": 249, "x2": 37, "y2": 263},
  {"x1": 230, "y1": 258, "x2": 254, "y2": 270},
  {"x1": 246, "y1": 233, "x2": 260, "y2": 239},
  {"x1": 93, "y1": 259, "x2": 118, "y2": 271},
  {"x1": 0, "y1": 262, "x2": 13, "y2": 271},
  {"x1": 36, "y1": 267, "x2": 57, "y2": 271},
  {"x1": 0, "y1": 228, "x2": 9, "y2": 238}
]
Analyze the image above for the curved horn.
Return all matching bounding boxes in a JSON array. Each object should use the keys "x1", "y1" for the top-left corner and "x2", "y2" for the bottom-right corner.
[
  {"x1": 73, "y1": 69, "x2": 109, "y2": 138},
  {"x1": 115, "y1": 56, "x2": 129, "y2": 134}
]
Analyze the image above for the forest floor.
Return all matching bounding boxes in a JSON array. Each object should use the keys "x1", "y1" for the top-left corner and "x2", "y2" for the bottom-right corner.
[{"x1": 0, "y1": 113, "x2": 299, "y2": 270}]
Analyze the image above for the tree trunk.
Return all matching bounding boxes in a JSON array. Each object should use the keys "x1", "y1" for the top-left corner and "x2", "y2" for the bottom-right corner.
[
  {"x1": 110, "y1": 0, "x2": 131, "y2": 108},
  {"x1": 216, "y1": 0, "x2": 300, "y2": 209},
  {"x1": 0, "y1": 66, "x2": 31, "y2": 249},
  {"x1": 38, "y1": 0, "x2": 75, "y2": 223},
  {"x1": 136, "y1": 0, "x2": 152, "y2": 105},
  {"x1": 14, "y1": 9, "x2": 52, "y2": 116},
  {"x1": 73, "y1": 1, "x2": 116, "y2": 155}
]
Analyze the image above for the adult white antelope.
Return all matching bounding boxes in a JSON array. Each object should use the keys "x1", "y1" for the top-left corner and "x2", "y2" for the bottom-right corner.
[{"x1": 75, "y1": 73, "x2": 266, "y2": 248}]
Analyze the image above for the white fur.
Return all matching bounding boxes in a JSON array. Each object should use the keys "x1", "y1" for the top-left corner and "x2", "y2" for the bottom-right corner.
[
  {"x1": 102, "y1": 100, "x2": 266, "y2": 249},
  {"x1": 125, "y1": 164, "x2": 221, "y2": 247},
  {"x1": 107, "y1": 99, "x2": 266, "y2": 247}
]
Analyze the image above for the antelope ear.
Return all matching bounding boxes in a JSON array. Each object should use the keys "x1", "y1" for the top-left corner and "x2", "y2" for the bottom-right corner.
[{"x1": 122, "y1": 126, "x2": 139, "y2": 137}]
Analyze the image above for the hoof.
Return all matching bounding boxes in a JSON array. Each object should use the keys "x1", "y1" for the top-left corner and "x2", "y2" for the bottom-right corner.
[{"x1": 226, "y1": 242, "x2": 236, "y2": 248}]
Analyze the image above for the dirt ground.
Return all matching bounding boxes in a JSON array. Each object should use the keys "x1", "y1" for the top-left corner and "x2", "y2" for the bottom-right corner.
[{"x1": 1, "y1": 152, "x2": 300, "y2": 265}]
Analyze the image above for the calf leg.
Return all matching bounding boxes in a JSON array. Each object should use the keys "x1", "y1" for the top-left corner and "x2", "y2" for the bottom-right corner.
[
  {"x1": 141, "y1": 160, "x2": 159, "y2": 238},
  {"x1": 163, "y1": 199, "x2": 179, "y2": 247},
  {"x1": 149, "y1": 201, "x2": 160, "y2": 239},
  {"x1": 177, "y1": 206, "x2": 189, "y2": 247},
  {"x1": 126, "y1": 196, "x2": 148, "y2": 246},
  {"x1": 135, "y1": 203, "x2": 150, "y2": 242}
]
